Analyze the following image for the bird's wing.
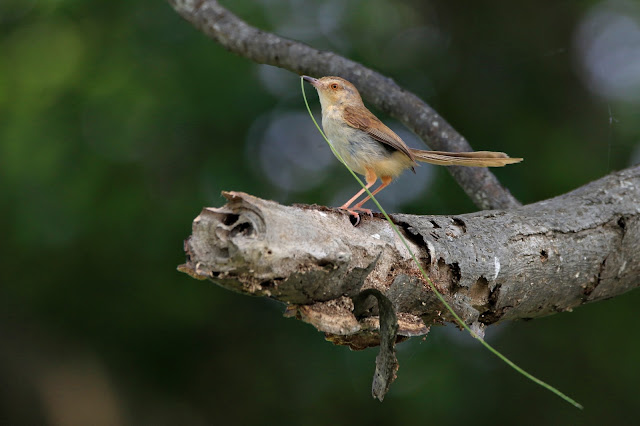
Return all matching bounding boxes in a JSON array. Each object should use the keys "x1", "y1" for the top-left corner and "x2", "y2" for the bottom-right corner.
[{"x1": 343, "y1": 105, "x2": 416, "y2": 162}]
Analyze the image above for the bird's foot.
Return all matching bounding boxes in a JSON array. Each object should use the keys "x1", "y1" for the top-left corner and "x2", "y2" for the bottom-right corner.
[{"x1": 340, "y1": 206, "x2": 373, "y2": 226}]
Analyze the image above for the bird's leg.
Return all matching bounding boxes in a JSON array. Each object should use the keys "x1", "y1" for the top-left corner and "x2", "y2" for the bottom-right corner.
[
  {"x1": 351, "y1": 175, "x2": 393, "y2": 211},
  {"x1": 339, "y1": 185, "x2": 373, "y2": 211},
  {"x1": 340, "y1": 168, "x2": 377, "y2": 219}
]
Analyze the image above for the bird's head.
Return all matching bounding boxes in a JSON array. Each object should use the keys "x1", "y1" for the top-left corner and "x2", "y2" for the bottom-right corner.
[{"x1": 303, "y1": 76, "x2": 363, "y2": 109}]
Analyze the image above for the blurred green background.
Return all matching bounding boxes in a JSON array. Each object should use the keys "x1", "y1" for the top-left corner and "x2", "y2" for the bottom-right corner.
[{"x1": 2, "y1": 0, "x2": 640, "y2": 424}]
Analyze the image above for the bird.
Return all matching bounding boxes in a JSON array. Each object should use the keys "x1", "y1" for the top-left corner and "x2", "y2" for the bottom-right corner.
[{"x1": 302, "y1": 75, "x2": 522, "y2": 221}]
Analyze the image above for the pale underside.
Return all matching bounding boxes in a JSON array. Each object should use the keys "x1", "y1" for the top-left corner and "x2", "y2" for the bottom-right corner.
[{"x1": 321, "y1": 109, "x2": 414, "y2": 178}]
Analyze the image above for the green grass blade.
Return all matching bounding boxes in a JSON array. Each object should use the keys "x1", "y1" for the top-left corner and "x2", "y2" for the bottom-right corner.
[{"x1": 301, "y1": 76, "x2": 583, "y2": 410}]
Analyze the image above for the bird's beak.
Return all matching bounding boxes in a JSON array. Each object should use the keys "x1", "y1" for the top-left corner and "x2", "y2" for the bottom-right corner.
[{"x1": 302, "y1": 75, "x2": 319, "y2": 87}]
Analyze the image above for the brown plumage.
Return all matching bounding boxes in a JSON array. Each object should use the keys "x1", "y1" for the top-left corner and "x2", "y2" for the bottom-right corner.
[
  {"x1": 410, "y1": 150, "x2": 521, "y2": 166},
  {"x1": 303, "y1": 75, "x2": 522, "y2": 221},
  {"x1": 342, "y1": 105, "x2": 417, "y2": 164}
]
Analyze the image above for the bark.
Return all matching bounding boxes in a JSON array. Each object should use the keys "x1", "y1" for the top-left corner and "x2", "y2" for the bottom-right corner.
[
  {"x1": 167, "y1": 0, "x2": 520, "y2": 210},
  {"x1": 180, "y1": 165, "x2": 640, "y2": 348}
]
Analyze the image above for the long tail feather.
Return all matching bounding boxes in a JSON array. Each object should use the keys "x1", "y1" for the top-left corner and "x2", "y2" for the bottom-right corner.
[{"x1": 410, "y1": 149, "x2": 523, "y2": 167}]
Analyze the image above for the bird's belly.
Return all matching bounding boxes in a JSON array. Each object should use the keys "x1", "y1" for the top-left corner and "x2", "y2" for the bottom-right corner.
[
  {"x1": 323, "y1": 120, "x2": 393, "y2": 176},
  {"x1": 372, "y1": 151, "x2": 415, "y2": 177}
]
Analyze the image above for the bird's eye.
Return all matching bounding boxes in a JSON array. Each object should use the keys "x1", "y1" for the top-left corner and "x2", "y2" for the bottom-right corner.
[{"x1": 331, "y1": 84, "x2": 339, "y2": 90}]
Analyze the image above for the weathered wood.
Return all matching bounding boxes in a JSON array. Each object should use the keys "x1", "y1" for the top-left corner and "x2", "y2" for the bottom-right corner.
[{"x1": 180, "y1": 165, "x2": 640, "y2": 348}]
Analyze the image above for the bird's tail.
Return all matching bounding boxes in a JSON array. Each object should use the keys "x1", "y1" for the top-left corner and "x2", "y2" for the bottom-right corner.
[{"x1": 409, "y1": 149, "x2": 523, "y2": 167}]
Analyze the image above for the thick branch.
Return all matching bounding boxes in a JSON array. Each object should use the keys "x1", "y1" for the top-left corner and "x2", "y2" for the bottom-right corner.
[
  {"x1": 168, "y1": 0, "x2": 520, "y2": 210},
  {"x1": 180, "y1": 165, "x2": 640, "y2": 348}
]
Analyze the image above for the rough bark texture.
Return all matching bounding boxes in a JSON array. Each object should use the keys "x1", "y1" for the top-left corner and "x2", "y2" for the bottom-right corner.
[
  {"x1": 167, "y1": 0, "x2": 520, "y2": 211},
  {"x1": 180, "y1": 165, "x2": 640, "y2": 347}
]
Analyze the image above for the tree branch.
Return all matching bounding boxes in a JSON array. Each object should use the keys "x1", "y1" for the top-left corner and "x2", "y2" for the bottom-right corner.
[
  {"x1": 168, "y1": 0, "x2": 520, "y2": 210},
  {"x1": 180, "y1": 165, "x2": 640, "y2": 348}
]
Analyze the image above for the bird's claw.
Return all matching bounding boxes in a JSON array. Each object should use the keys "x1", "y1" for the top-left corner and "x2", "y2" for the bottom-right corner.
[
  {"x1": 340, "y1": 206, "x2": 373, "y2": 226},
  {"x1": 350, "y1": 212, "x2": 361, "y2": 227},
  {"x1": 350, "y1": 206, "x2": 373, "y2": 217}
]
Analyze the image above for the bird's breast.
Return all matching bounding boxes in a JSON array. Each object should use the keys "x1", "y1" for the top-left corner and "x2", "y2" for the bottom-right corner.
[{"x1": 321, "y1": 113, "x2": 406, "y2": 177}]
